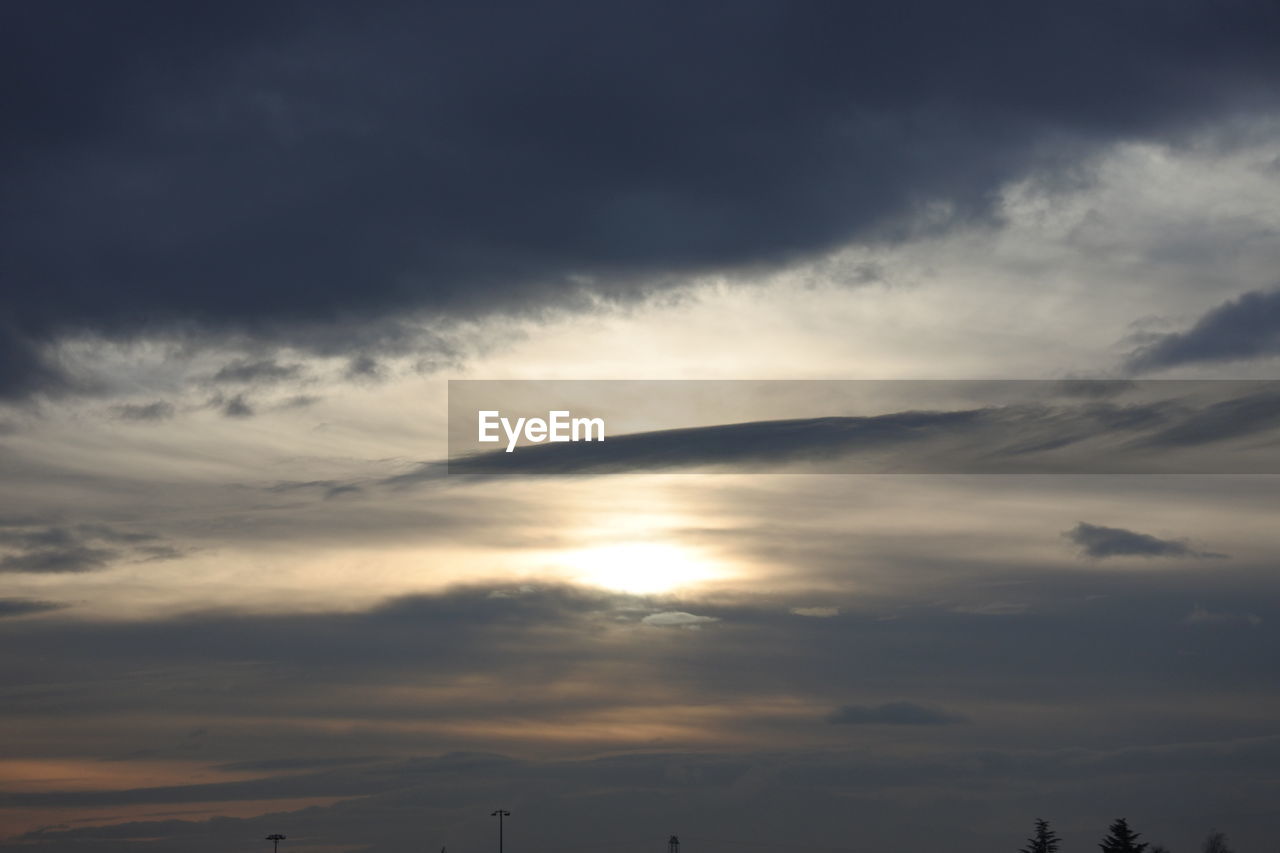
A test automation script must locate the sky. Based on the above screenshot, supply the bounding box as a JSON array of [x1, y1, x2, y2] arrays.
[[3, 2, 1280, 851]]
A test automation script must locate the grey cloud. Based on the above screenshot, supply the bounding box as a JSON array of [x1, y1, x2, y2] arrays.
[[72, 524, 160, 544], [221, 394, 254, 418], [5, 571, 1275, 727], [0, 546, 116, 574], [345, 355, 382, 380], [826, 701, 968, 726], [277, 394, 321, 409], [265, 480, 365, 500], [950, 601, 1030, 616], [4, 2, 1280, 396], [1052, 379, 1138, 399], [0, 568, 1275, 853], [322, 484, 362, 500], [211, 358, 304, 385], [0, 583, 647, 687], [134, 545, 185, 562], [1131, 388, 1280, 448], [0, 524, 177, 574], [0, 479, 1275, 851], [1127, 289, 1280, 372], [1065, 522, 1225, 560], [111, 401, 176, 422], [0, 598, 68, 618], [0, 326, 77, 400], [0, 526, 80, 550]]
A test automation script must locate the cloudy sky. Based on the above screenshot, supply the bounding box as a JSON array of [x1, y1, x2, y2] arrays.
[[3, 2, 1280, 852]]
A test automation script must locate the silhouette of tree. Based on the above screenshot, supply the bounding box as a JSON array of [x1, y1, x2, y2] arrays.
[[1150, 845, 1171, 853], [1100, 818, 1149, 853], [1021, 818, 1061, 853], [1202, 831, 1233, 853]]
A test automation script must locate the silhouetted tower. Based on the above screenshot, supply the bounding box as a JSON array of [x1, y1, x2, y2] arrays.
[[491, 809, 511, 853], [669, 835, 680, 853], [266, 834, 286, 853]]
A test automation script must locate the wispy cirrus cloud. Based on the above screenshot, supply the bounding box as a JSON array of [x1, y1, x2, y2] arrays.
[[0, 598, 68, 618], [0, 523, 181, 574]]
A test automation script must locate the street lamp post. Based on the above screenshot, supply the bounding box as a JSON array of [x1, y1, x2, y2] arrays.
[[490, 809, 510, 853], [266, 834, 286, 853]]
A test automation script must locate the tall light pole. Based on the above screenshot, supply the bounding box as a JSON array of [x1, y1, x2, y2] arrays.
[[490, 809, 510, 853], [266, 834, 286, 853]]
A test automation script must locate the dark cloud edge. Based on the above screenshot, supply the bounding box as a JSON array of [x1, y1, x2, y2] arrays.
[[1125, 287, 1280, 373], [4, 3, 1280, 398]]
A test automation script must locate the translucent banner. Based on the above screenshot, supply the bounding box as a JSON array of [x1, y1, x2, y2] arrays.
[[446, 380, 1280, 475]]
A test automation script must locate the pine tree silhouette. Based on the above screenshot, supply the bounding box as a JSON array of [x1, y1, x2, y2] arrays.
[[1021, 818, 1061, 853], [1100, 818, 1149, 853]]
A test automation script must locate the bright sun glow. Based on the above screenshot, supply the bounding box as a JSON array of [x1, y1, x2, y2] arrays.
[[558, 542, 721, 595]]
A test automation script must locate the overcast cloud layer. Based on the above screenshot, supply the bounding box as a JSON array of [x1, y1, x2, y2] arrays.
[[3, 2, 1280, 852]]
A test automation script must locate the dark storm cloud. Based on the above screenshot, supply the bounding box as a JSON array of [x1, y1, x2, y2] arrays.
[[826, 701, 967, 726], [4, 1, 1280, 397], [0, 523, 177, 573], [0, 330, 75, 399], [1127, 289, 1280, 372], [1064, 522, 1224, 560]]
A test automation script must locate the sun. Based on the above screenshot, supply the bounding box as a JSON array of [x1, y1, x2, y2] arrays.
[[558, 542, 719, 595]]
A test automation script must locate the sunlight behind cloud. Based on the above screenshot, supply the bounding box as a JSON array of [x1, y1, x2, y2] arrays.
[[556, 541, 724, 595]]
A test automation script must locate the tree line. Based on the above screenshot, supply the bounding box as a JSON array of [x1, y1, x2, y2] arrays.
[[1021, 817, 1236, 853]]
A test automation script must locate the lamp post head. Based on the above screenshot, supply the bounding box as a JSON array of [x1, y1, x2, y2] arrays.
[[490, 809, 510, 817], [266, 834, 286, 841]]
